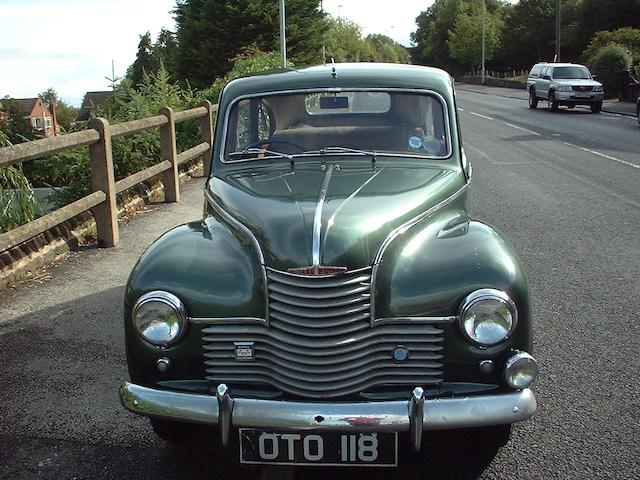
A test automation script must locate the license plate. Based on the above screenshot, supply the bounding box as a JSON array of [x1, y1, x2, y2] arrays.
[[239, 429, 398, 467], [575, 93, 591, 98]]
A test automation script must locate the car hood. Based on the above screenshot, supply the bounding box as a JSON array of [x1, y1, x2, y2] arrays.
[[207, 162, 466, 270], [554, 79, 602, 87]]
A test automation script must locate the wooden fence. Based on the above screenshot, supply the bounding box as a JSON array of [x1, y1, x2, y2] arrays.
[[0, 101, 217, 254]]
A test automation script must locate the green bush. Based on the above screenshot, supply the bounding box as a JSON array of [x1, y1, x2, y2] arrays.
[[582, 28, 640, 66], [590, 43, 633, 97]]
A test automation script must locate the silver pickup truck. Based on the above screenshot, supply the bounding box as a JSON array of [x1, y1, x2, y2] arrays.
[[527, 62, 604, 113]]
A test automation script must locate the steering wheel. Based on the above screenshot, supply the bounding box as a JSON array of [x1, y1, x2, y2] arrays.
[[245, 138, 305, 152]]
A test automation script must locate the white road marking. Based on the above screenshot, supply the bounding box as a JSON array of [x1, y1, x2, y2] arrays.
[[503, 122, 541, 136], [563, 142, 639, 169], [469, 111, 494, 120], [457, 108, 465, 112], [466, 106, 638, 170], [493, 161, 539, 165]]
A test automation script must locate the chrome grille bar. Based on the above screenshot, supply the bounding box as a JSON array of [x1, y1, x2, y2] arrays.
[[201, 267, 445, 398]]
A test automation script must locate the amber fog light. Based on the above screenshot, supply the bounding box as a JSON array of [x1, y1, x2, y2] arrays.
[[132, 291, 187, 347], [504, 352, 538, 389]]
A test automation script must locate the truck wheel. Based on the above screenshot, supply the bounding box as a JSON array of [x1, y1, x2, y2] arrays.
[[547, 90, 558, 111], [150, 418, 200, 443], [528, 88, 538, 109], [591, 101, 602, 113]]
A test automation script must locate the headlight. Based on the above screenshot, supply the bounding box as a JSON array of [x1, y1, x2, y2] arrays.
[[504, 351, 538, 389], [557, 85, 571, 92], [132, 291, 188, 346], [459, 289, 517, 346], [594, 85, 603, 92]]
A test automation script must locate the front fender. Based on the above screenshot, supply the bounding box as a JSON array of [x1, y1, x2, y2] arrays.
[[374, 213, 532, 384], [124, 217, 265, 387]]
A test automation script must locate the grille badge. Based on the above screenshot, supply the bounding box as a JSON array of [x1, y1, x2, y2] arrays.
[[234, 342, 254, 361], [288, 265, 347, 276], [393, 346, 410, 363]]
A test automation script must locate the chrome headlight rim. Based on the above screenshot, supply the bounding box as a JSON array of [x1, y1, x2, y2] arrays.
[[458, 288, 518, 347], [132, 290, 188, 347]]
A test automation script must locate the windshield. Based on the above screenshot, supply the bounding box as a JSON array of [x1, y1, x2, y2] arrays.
[[223, 90, 449, 161], [552, 66, 591, 80]]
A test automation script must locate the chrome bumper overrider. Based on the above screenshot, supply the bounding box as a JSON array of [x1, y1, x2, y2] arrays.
[[119, 382, 536, 451]]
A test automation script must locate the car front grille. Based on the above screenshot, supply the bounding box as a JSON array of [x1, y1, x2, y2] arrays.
[[201, 267, 444, 399], [572, 85, 594, 92]]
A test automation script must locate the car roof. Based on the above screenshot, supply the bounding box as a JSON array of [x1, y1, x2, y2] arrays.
[[533, 62, 586, 68], [221, 63, 454, 100]]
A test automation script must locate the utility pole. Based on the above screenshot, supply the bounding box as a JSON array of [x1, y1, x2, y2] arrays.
[[279, 0, 287, 68], [481, 0, 486, 84], [321, 0, 325, 63], [555, 0, 561, 62]]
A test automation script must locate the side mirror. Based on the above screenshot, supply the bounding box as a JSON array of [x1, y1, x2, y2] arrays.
[[591, 74, 597, 79]]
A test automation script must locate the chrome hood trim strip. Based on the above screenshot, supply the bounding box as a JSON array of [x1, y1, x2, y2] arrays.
[[205, 187, 265, 265], [312, 164, 336, 269]]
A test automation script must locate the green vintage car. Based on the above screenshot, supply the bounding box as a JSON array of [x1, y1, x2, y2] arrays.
[[120, 63, 538, 468]]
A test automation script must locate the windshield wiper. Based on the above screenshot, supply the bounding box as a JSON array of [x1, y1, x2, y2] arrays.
[[303, 146, 378, 164], [228, 148, 293, 162]]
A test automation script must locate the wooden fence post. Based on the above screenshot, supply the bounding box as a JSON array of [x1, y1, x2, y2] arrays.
[[88, 117, 119, 247], [159, 106, 179, 202], [200, 100, 214, 175]]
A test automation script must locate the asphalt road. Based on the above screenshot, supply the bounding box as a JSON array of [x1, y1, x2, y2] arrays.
[[1, 87, 639, 479]]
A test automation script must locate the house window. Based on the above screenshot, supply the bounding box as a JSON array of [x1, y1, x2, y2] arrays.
[[31, 117, 37, 128], [34, 117, 43, 129], [45, 117, 52, 128]]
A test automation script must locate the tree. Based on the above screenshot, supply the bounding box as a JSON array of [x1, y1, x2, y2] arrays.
[[324, 16, 370, 62], [365, 34, 411, 64], [127, 32, 159, 87], [447, 2, 502, 72], [173, 0, 326, 89], [411, 0, 505, 72], [576, 0, 640, 53], [497, 0, 555, 70]]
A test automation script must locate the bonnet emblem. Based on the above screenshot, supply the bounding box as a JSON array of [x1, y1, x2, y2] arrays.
[[288, 266, 347, 276]]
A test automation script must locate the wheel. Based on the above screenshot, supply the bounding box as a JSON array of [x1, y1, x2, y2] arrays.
[[246, 138, 305, 152], [150, 418, 201, 443], [547, 90, 558, 111], [590, 101, 602, 113], [528, 88, 538, 109]]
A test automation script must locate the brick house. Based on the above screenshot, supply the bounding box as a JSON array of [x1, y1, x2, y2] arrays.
[[3, 97, 59, 137]]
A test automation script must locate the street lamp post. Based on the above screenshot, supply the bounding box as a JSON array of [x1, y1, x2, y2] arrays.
[[481, 0, 486, 84], [279, 0, 287, 67], [555, 0, 561, 62]]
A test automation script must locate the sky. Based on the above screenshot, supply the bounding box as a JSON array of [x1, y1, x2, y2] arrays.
[[0, 0, 436, 107]]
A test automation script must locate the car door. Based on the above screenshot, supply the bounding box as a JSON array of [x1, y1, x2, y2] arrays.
[[539, 66, 551, 99]]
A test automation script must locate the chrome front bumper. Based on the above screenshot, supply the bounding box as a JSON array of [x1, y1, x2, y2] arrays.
[[120, 382, 536, 451]]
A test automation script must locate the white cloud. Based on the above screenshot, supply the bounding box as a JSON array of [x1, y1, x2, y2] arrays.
[[0, 0, 176, 106]]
